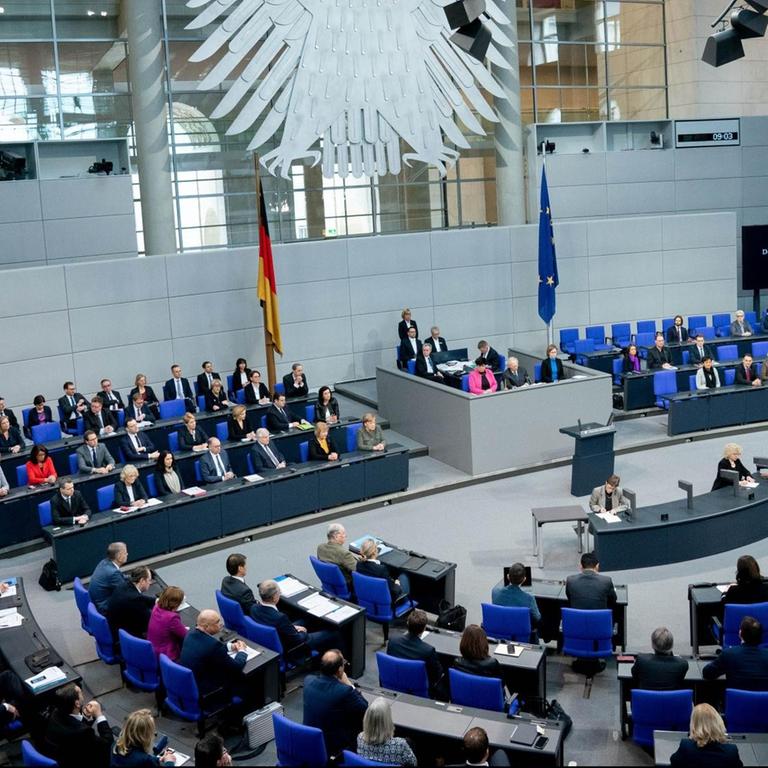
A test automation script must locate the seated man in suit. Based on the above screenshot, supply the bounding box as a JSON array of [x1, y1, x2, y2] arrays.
[[730, 309, 754, 337], [415, 343, 445, 382], [424, 326, 448, 354], [0, 397, 19, 430], [666, 314, 689, 344], [501, 356, 530, 389], [589, 474, 628, 514], [398, 326, 421, 368], [97, 378, 125, 413], [476, 340, 501, 371], [282, 362, 309, 398], [180, 609, 249, 704], [244, 369, 271, 404], [387, 608, 447, 698], [197, 361, 221, 397], [58, 381, 88, 429], [77, 430, 116, 475], [703, 616, 768, 690], [127, 392, 155, 425], [647, 333, 674, 370], [83, 397, 117, 437], [736, 353, 762, 387], [120, 418, 160, 463], [317, 522, 359, 589], [220, 552, 257, 616], [266, 392, 299, 432], [491, 562, 540, 637], [162, 364, 197, 412], [631, 626, 689, 690], [689, 334, 714, 367], [44, 684, 113, 768], [303, 650, 368, 757], [106, 565, 155, 639], [200, 437, 235, 483], [566, 552, 617, 610], [462, 727, 511, 768], [253, 580, 340, 657], [50, 477, 90, 526], [250, 428, 287, 470], [88, 541, 128, 613]]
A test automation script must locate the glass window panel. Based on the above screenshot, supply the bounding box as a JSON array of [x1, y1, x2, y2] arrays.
[[459, 181, 492, 225], [601, 2, 664, 46], [532, 1, 599, 44], [553, 43, 596, 87], [0, 96, 61, 140], [0, 43, 56, 96], [604, 87, 666, 121], [607, 45, 665, 88], [0, 1, 53, 40], [56, 42, 128, 94], [54, 0, 121, 39], [163, 0, 222, 40], [516, 7, 532, 40], [61, 94, 132, 142], [518, 43, 533, 86]]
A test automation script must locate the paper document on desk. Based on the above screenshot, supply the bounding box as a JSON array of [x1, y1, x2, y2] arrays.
[[243, 474, 263, 483], [494, 643, 524, 657], [177, 601, 191, 611], [743, 480, 759, 489], [1, 585, 17, 598], [306, 597, 338, 617], [228, 645, 261, 661], [298, 592, 326, 610], [182, 487, 206, 497], [165, 749, 190, 766], [275, 577, 308, 597], [0, 609, 22, 628], [717, 584, 733, 594], [325, 605, 358, 623], [595, 511, 622, 524], [25, 666, 66, 691], [144, 497, 162, 507]]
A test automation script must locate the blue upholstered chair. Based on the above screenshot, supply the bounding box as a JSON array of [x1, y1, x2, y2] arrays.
[[725, 688, 768, 733], [215, 589, 247, 636], [481, 603, 532, 643], [376, 651, 429, 698], [87, 603, 120, 664], [309, 556, 351, 600], [273, 712, 328, 767], [630, 689, 692, 749], [352, 572, 415, 641]]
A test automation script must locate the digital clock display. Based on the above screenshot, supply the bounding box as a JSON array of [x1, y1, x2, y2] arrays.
[[675, 119, 740, 148], [678, 132, 738, 143]]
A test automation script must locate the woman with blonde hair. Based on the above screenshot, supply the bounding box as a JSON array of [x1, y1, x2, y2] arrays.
[[112, 708, 176, 766], [669, 703, 742, 767], [114, 464, 148, 508], [712, 443, 753, 491], [356, 697, 416, 766], [227, 404, 256, 441]]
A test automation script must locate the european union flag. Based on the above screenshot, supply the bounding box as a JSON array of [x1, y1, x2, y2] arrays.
[[537, 166, 558, 325]]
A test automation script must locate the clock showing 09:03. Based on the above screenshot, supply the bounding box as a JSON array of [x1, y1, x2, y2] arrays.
[[675, 118, 740, 148]]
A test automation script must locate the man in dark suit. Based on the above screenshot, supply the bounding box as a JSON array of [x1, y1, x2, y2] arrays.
[[220, 552, 257, 615], [647, 334, 674, 370], [387, 609, 446, 698], [97, 379, 125, 413], [88, 541, 128, 613], [200, 437, 235, 483], [44, 684, 113, 768], [501, 356, 530, 389], [244, 370, 270, 404], [127, 393, 155, 425], [631, 627, 689, 690], [106, 566, 155, 639], [415, 343, 445, 382], [666, 316, 689, 344], [120, 419, 160, 463], [266, 393, 299, 432], [252, 580, 339, 657], [250, 429, 287, 470], [0, 397, 19, 430], [162, 364, 197, 412], [398, 327, 421, 367], [688, 334, 714, 367], [477, 340, 501, 371], [76, 431, 116, 475], [50, 478, 90, 526], [282, 363, 309, 398], [736, 353, 762, 387], [703, 616, 768, 690], [58, 381, 87, 429], [566, 552, 617, 610], [197, 361, 221, 397], [303, 650, 368, 756], [83, 397, 117, 437], [424, 326, 448, 354]]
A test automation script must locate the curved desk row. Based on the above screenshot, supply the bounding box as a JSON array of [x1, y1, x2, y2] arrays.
[[589, 484, 768, 571], [45, 445, 410, 582], [666, 384, 768, 435]]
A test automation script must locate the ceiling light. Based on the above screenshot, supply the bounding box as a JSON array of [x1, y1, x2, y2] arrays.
[[100, 10, 108, 16], [86, 9, 95, 16], [0, 7, 5, 14]]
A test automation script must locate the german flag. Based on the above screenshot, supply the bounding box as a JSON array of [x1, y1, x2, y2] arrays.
[[257, 179, 282, 354]]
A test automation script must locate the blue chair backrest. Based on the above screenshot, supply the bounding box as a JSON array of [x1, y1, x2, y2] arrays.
[[448, 668, 504, 712], [713, 312, 731, 330], [561, 608, 613, 658], [631, 689, 692, 748], [341, 751, 386, 767], [194, 461, 202, 482], [661, 317, 674, 332], [653, 370, 678, 398], [305, 405, 314, 422], [197, 395, 206, 411], [275, 382, 285, 396], [119, 629, 160, 691], [309, 556, 351, 600], [635, 332, 655, 353], [746, 311, 758, 327], [21, 740, 57, 767], [725, 368, 736, 386], [481, 603, 531, 642], [145, 474, 157, 498], [273, 713, 328, 767], [699, 326, 716, 340], [574, 338, 595, 355], [753, 341, 768, 359], [346, 423, 362, 452], [534, 363, 542, 382], [688, 374, 697, 392], [215, 589, 247, 636], [352, 572, 394, 621], [299, 442, 309, 462], [168, 431, 179, 453], [406, 359, 416, 374], [612, 357, 623, 385], [461, 374, 470, 392], [497, 354, 506, 371], [159, 654, 201, 721], [260, 415, 267, 428], [97, 484, 115, 512], [718, 344, 738, 362], [376, 651, 429, 698], [688, 315, 706, 333], [16, 465, 28, 487], [87, 603, 120, 664], [236, 390, 246, 405], [243, 616, 283, 656], [611, 323, 631, 344], [117, 410, 125, 427], [216, 422, 229, 442], [38, 501, 52, 528], [73, 576, 91, 633], [226, 375, 234, 395], [681, 350, 690, 365], [585, 325, 606, 344], [725, 688, 768, 733], [31, 422, 61, 444], [159, 400, 186, 420], [636, 320, 656, 335], [723, 602, 768, 647], [246, 453, 255, 475], [559, 328, 579, 353], [68, 453, 78, 475]]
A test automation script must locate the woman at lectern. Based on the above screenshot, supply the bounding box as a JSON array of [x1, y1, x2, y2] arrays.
[[711, 443, 754, 491]]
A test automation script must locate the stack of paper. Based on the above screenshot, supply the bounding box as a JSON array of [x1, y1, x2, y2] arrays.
[[326, 605, 358, 623], [298, 593, 338, 617], [166, 749, 190, 766], [25, 666, 66, 691], [595, 511, 622, 524], [243, 474, 263, 483], [275, 577, 308, 597], [145, 498, 163, 507], [182, 487, 206, 497], [1, 584, 17, 598], [495, 643, 523, 657], [0, 608, 23, 628], [228, 644, 261, 661]]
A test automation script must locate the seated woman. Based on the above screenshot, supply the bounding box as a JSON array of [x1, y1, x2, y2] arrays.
[[205, 378, 231, 412], [178, 412, 208, 452], [244, 369, 271, 404], [712, 442, 753, 491], [129, 373, 160, 419], [670, 703, 742, 767], [114, 464, 148, 508], [227, 404, 256, 440], [25, 444, 57, 486], [468, 359, 498, 395], [26, 395, 53, 434], [357, 412, 386, 452], [540, 344, 565, 383], [308, 421, 340, 462], [696, 357, 721, 390], [111, 708, 176, 767], [231, 357, 251, 396], [454, 624, 504, 681], [153, 450, 185, 497], [622, 343, 642, 374], [356, 539, 409, 602], [722, 554, 768, 605], [356, 697, 417, 767], [0, 416, 24, 455], [314, 386, 340, 423], [147, 585, 188, 662]]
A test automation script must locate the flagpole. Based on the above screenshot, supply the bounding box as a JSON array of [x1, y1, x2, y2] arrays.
[[254, 153, 278, 392]]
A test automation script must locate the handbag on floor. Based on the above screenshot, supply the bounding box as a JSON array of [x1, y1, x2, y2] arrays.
[[436, 600, 466, 631], [38, 559, 61, 592]]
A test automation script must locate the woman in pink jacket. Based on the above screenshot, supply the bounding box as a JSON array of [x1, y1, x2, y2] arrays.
[[468, 358, 498, 395], [147, 585, 188, 661]]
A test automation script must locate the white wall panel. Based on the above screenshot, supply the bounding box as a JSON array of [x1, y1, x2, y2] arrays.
[[44, 215, 137, 260], [169, 289, 261, 336], [0, 265, 67, 319], [166, 247, 259, 297], [347, 232, 431, 276], [0, 181, 41, 224], [279, 279, 351, 323], [349, 271, 432, 315], [0, 311, 71, 362], [432, 264, 512, 305], [0, 222, 47, 266], [65, 256, 169, 308], [430, 227, 512, 269], [274, 240, 348, 285]]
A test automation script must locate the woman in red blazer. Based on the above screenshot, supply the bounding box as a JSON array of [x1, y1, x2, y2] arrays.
[[25, 444, 57, 486], [468, 359, 498, 395], [147, 586, 188, 661]]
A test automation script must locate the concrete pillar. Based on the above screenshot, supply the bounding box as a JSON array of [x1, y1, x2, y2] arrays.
[[125, 0, 176, 255]]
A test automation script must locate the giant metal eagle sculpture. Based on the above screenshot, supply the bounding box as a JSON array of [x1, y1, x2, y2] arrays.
[[186, 0, 513, 178]]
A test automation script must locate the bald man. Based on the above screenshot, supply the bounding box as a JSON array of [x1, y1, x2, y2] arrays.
[[199, 437, 235, 484]]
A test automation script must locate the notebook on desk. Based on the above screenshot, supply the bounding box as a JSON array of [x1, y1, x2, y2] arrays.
[[508, 721, 539, 746], [402, 556, 428, 571], [380, 550, 409, 569]]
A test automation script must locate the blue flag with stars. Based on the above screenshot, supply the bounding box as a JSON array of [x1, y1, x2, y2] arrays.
[[537, 166, 558, 324]]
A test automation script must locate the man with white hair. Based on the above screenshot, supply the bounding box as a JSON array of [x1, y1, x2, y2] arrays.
[[501, 356, 530, 389], [250, 428, 287, 470], [316, 522, 359, 587], [631, 626, 689, 690]]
